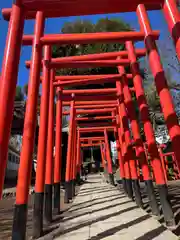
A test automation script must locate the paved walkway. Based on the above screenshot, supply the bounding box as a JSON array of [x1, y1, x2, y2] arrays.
[[41, 174, 178, 240]]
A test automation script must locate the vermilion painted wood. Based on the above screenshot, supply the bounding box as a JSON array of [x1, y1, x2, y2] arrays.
[[45, 69, 54, 185], [45, 74, 133, 82], [61, 95, 117, 102], [25, 49, 146, 68], [163, 0, 180, 62], [81, 143, 101, 147], [80, 137, 105, 141], [100, 143, 106, 169], [63, 108, 116, 115], [118, 59, 151, 181], [158, 147, 168, 183], [65, 100, 75, 182], [0, 4, 25, 198], [1, 0, 179, 236], [53, 77, 123, 88], [79, 126, 115, 132], [53, 75, 132, 87], [36, 46, 51, 192], [76, 130, 81, 173], [3, 0, 163, 20], [104, 129, 113, 174], [137, 4, 180, 176], [116, 80, 138, 180], [21, 31, 159, 46], [54, 87, 63, 183], [126, 41, 167, 185], [117, 103, 131, 180], [49, 59, 130, 68], [78, 122, 116, 128], [54, 79, 136, 89], [63, 100, 117, 106], [16, 11, 45, 204], [114, 111, 125, 179], [76, 116, 115, 121], [62, 88, 117, 95], [72, 120, 77, 180], [74, 104, 118, 109]]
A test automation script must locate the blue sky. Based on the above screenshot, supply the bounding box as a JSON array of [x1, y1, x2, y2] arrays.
[[0, 0, 176, 87]]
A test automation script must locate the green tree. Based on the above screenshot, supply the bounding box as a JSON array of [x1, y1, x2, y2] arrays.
[[23, 83, 28, 97], [52, 18, 132, 80], [138, 41, 180, 134], [15, 86, 24, 101]]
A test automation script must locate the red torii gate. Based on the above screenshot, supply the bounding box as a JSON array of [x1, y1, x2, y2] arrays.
[[80, 137, 105, 142], [0, 0, 179, 239], [80, 139, 106, 181], [40, 45, 160, 224], [25, 48, 147, 68]]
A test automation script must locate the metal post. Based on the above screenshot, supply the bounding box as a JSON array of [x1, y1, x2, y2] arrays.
[[163, 0, 180, 61], [44, 69, 55, 224], [12, 11, 45, 240], [0, 3, 25, 198], [54, 86, 63, 214]]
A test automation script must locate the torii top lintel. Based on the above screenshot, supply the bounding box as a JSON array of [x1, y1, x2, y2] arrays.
[[4, 0, 164, 20]]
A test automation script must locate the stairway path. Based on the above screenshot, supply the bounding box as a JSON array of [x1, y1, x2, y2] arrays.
[[41, 174, 178, 240]]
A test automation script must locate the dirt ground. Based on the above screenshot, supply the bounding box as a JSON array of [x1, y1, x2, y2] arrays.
[[0, 186, 80, 240]]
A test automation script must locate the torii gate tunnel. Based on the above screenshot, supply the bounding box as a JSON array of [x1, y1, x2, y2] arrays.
[[0, 0, 180, 239]]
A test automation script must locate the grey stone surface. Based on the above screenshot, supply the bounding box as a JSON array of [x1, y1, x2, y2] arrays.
[[54, 174, 178, 240]]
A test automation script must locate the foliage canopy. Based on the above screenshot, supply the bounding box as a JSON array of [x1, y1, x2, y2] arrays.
[[52, 18, 132, 81]]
